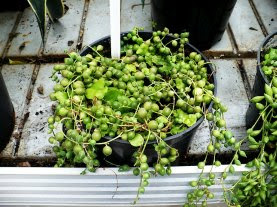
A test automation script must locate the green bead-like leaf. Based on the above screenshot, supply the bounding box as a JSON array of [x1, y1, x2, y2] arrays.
[[85, 79, 108, 100], [125, 64, 136, 73], [260, 190, 266, 201], [246, 161, 253, 168], [170, 125, 186, 135], [235, 159, 241, 166], [239, 150, 247, 158], [129, 134, 144, 147], [250, 129, 261, 137], [249, 144, 260, 150], [272, 130, 277, 136], [265, 84, 273, 97], [248, 136, 258, 144], [244, 185, 253, 192], [118, 164, 131, 172], [47, 0, 64, 21], [229, 165, 235, 173], [136, 43, 149, 55], [175, 78, 185, 90], [264, 93, 274, 104], [55, 91, 68, 104], [184, 114, 197, 127], [256, 103, 265, 110], [174, 109, 197, 127], [273, 77, 277, 87], [251, 96, 264, 103]]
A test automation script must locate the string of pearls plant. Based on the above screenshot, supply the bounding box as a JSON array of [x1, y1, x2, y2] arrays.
[[47, 27, 276, 206]]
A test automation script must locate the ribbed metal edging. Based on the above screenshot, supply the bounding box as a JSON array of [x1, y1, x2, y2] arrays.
[[0, 165, 248, 206]]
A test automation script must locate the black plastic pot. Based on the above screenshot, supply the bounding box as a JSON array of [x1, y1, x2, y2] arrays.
[[0, 72, 15, 153], [0, 0, 29, 12], [151, 0, 237, 50], [80, 31, 216, 165], [246, 32, 277, 128]]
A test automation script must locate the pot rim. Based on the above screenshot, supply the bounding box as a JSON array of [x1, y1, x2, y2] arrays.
[[80, 31, 217, 145]]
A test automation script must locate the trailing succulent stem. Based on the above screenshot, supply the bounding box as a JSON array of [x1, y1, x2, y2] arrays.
[[222, 48, 277, 207], [185, 48, 277, 207]]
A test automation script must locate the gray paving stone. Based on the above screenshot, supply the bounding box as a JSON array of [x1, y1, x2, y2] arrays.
[[243, 59, 257, 91], [188, 121, 211, 155], [212, 59, 249, 128], [0, 138, 16, 158], [7, 8, 42, 57], [82, 0, 110, 47], [0, 64, 35, 158], [43, 0, 85, 55], [2, 65, 35, 125], [17, 64, 56, 158], [83, 0, 152, 49], [188, 125, 248, 155], [252, 0, 277, 34], [207, 31, 233, 53], [217, 126, 248, 153], [229, 0, 265, 52], [0, 12, 19, 58], [121, 0, 152, 32]]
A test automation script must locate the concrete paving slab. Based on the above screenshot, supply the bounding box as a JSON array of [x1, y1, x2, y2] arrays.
[[188, 125, 248, 156], [7, 8, 42, 57], [120, 0, 152, 32], [82, 0, 110, 47], [206, 31, 233, 53], [243, 59, 257, 91], [188, 121, 211, 155], [252, 0, 277, 34], [17, 64, 56, 158], [0, 138, 16, 159], [229, 0, 265, 52], [0, 64, 35, 158], [211, 59, 249, 128], [218, 126, 248, 153], [0, 12, 19, 58], [43, 0, 85, 55]]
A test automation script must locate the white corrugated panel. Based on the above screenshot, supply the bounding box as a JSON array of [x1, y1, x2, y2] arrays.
[[0, 165, 248, 206]]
